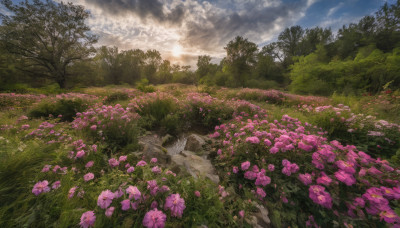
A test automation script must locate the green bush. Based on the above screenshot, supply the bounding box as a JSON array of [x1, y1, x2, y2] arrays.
[[28, 99, 87, 121], [136, 78, 156, 93], [104, 92, 129, 104]]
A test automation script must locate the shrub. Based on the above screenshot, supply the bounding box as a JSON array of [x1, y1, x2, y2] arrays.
[[212, 113, 400, 227], [28, 98, 87, 121], [104, 92, 129, 104]]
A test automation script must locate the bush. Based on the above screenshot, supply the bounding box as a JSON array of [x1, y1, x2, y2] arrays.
[[28, 98, 87, 121], [245, 79, 279, 90], [136, 79, 156, 93], [104, 92, 129, 104]]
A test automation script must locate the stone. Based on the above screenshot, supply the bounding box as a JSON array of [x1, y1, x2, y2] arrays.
[[171, 151, 219, 184], [138, 135, 171, 165], [254, 204, 270, 226], [184, 134, 206, 152]]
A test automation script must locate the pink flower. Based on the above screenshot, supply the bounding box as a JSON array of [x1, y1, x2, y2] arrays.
[[245, 136, 260, 144], [76, 150, 85, 158], [127, 166, 135, 173], [108, 158, 119, 167], [335, 170, 356, 186], [136, 160, 147, 166], [84, 173, 94, 182], [299, 173, 312, 185], [92, 144, 97, 152], [264, 139, 272, 146], [379, 209, 400, 224], [194, 191, 201, 197], [119, 155, 127, 162], [152, 166, 162, 174], [309, 185, 332, 209], [150, 158, 158, 163], [97, 190, 114, 209], [80, 211, 96, 228], [52, 181, 61, 189], [255, 173, 271, 186], [256, 187, 266, 198], [233, 166, 238, 173], [147, 180, 159, 196], [268, 164, 275, 172], [239, 210, 245, 218], [90, 125, 97, 131], [164, 193, 186, 218], [241, 161, 250, 171], [126, 186, 141, 201], [142, 209, 166, 228], [85, 161, 94, 168], [105, 207, 115, 218], [68, 186, 77, 199], [32, 180, 50, 196], [316, 172, 332, 186], [41, 165, 51, 172], [244, 171, 257, 180], [121, 199, 131, 211], [335, 160, 355, 174]]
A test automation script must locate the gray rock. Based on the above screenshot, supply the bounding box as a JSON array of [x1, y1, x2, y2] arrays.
[[171, 151, 219, 184], [184, 134, 206, 152], [254, 204, 270, 226], [138, 135, 171, 165]]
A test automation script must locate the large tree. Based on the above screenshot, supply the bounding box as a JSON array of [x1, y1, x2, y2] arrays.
[[224, 36, 258, 86], [0, 0, 97, 88]]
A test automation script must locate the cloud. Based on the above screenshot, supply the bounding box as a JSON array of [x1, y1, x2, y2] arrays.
[[84, 0, 185, 25], [327, 2, 344, 17], [63, 0, 318, 66]]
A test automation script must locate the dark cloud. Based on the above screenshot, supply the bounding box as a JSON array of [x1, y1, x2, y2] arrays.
[[182, 0, 307, 51], [85, 0, 185, 25]]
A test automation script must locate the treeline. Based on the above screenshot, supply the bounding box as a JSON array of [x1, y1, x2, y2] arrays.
[[0, 0, 399, 95]]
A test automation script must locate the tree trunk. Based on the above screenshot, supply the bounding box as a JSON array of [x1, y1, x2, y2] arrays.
[[56, 73, 66, 89]]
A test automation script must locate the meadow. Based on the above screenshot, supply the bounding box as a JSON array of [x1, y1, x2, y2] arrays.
[[0, 84, 399, 228]]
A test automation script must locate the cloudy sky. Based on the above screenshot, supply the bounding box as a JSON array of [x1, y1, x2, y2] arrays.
[[5, 0, 395, 67]]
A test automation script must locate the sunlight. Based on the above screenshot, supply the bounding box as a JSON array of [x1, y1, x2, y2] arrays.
[[172, 44, 182, 57]]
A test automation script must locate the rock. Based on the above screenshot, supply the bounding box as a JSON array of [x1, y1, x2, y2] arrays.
[[184, 134, 206, 152], [245, 216, 263, 228], [254, 204, 270, 227], [161, 134, 174, 146], [171, 151, 219, 184], [138, 135, 171, 165]]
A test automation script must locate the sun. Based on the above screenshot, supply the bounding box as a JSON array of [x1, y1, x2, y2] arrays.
[[172, 45, 182, 57]]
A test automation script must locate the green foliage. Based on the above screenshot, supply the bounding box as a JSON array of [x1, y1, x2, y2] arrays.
[[136, 78, 156, 93], [104, 92, 129, 104], [28, 99, 87, 121]]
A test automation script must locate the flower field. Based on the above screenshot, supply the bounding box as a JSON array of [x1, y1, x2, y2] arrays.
[[0, 85, 399, 227]]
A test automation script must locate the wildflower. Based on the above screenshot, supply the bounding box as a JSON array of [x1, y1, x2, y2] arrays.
[[255, 173, 271, 186], [32, 180, 50, 196], [119, 155, 127, 162], [299, 173, 312, 185], [245, 136, 260, 144], [233, 166, 239, 173], [244, 171, 257, 180], [256, 187, 266, 198], [127, 166, 135, 173], [84, 173, 94, 182], [108, 158, 119, 167], [241, 161, 250, 170], [164, 193, 186, 218], [239, 210, 245, 218], [335, 170, 356, 186], [136, 160, 147, 166], [121, 199, 131, 211], [105, 207, 115, 218], [152, 166, 162, 174], [97, 190, 114, 209], [268, 164, 275, 172], [68, 186, 77, 199], [150, 158, 157, 163], [195, 191, 201, 197], [126, 186, 141, 200], [85, 161, 94, 168], [80, 211, 96, 228], [76, 150, 85, 158], [41, 165, 51, 172], [316, 172, 332, 186], [90, 125, 97, 131], [309, 185, 332, 209], [142, 209, 166, 228], [52, 181, 61, 189], [147, 180, 159, 196]]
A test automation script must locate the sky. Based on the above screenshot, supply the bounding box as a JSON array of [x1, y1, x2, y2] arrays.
[[3, 0, 396, 67]]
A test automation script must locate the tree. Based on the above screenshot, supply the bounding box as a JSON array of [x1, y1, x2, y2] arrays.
[[0, 0, 97, 88], [224, 36, 258, 86], [96, 46, 122, 84], [143, 50, 162, 84], [278, 26, 304, 62]]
